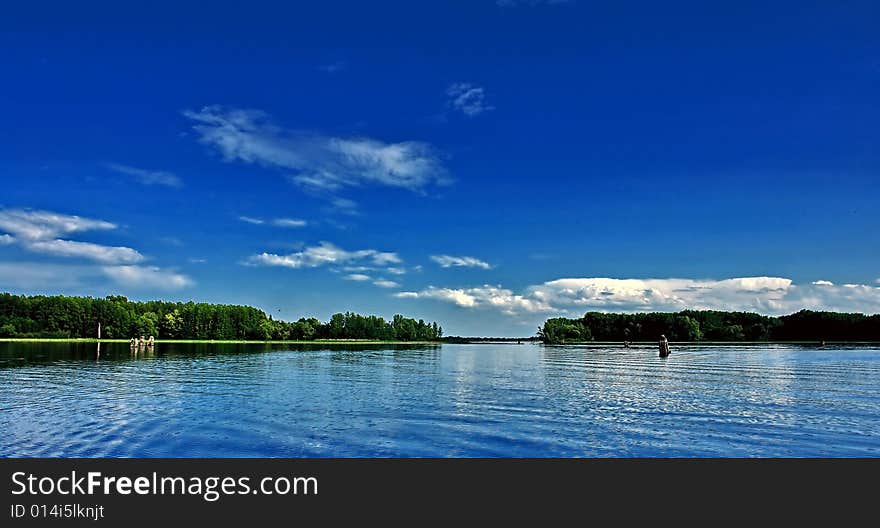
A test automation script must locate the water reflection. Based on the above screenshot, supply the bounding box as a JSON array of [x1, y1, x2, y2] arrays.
[[1, 342, 878, 457]]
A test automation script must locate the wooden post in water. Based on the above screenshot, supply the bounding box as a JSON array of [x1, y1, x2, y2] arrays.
[[97, 322, 101, 340]]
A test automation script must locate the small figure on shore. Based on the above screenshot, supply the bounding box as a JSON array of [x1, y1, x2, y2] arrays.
[[658, 335, 671, 358], [623, 341, 631, 348], [139, 335, 146, 347], [130, 337, 137, 348], [147, 335, 155, 346]]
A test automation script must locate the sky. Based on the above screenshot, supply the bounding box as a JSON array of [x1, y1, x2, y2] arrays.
[[1, 1, 879, 336]]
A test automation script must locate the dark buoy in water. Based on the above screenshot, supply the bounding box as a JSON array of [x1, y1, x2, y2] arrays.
[[658, 335, 671, 358]]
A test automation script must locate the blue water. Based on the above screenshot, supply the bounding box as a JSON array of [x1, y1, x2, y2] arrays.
[[1, 342, 878, 457]]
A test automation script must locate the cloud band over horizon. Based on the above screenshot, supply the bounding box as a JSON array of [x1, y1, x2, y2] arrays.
[[395, 276, 880, 317]]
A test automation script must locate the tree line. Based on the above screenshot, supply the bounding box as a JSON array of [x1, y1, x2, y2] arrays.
[[539, 310, 880, 344], [0, 293, 442, 341]]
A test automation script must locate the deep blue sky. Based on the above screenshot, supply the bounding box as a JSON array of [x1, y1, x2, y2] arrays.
[[2, 1, 879, 335]]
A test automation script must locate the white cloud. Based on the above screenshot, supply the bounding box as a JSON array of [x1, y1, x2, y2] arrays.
[[430, 254, 492, 269], [344, 273, 371, 281], [446, 83, 494, 116], [245, 241, 401, 270], [527, 277, 795, 313], [101, 266, 194, 290], [328, 197, 359, 215], [373, 279, 400, 288], [0, 208, 193, 290], [0, 208, 116, 241], [812, 280, 834, 286], [26, 239, 144, 264], [0, 208, 142, 264], [371, 252, 403, 266], [0, 234, 14, 245], [395, 285, 551, 315], [397, 276, 880, 317], [106, 163, 182, 187], [239, 216, 307, 228], [340, 265, 407, 277], [273, 218, 307, 228], [0, 262, 192, 291], [184, 106, 450, 194], [342, 266, 372, 272]]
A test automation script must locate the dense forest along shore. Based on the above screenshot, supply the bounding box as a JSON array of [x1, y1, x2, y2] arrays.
[[539, 310, 880, 344], [0, 293, 442, 342]]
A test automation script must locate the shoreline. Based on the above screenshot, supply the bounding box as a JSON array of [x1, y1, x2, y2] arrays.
[[544, 340, 880, 345], [1, 338, 879, 345], [0, 338, 442, 345]]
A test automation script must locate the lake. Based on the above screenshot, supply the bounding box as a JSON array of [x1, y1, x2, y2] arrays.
[[1, 342, 878, 457]]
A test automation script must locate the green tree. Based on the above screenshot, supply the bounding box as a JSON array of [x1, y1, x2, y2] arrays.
[[162, 310, 183, 339]]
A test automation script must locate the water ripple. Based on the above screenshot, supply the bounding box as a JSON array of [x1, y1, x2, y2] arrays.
[[1, 342, 879, 457]]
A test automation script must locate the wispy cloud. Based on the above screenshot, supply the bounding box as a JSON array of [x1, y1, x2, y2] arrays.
[[101, 265, 194, 290], [446, 83, 494, 117], [396, 276, 880, 316], [0, 208, 116, 241], [0, 208, 141, 264], [239, 216, 307, 228], [318, 61, 347, 74], [26, 239, 144, 264], [339, 271, 401, 288], [341, 273, 401, 288], [106, 163, 182, 188], [0, 208, 193, 290], [430, 254, 492, 269], [0, 261, 192, 291], [245, 241, 401, 270], [184, 106, 451, 197], [159, 236, 183, 247], [328, 197, 359, 215], [496, 0, 571, 7], [273, 218, 308, 228], [0, 234, 14, 245], [341, 265, 408, 277]]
